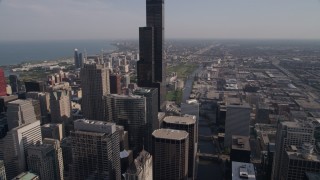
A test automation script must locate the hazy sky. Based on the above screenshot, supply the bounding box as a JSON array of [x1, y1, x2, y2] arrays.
[[0, 0, 320, 41]]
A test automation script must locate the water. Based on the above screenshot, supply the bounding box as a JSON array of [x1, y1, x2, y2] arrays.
[[0, 40, 116, 66], [182, 67, 223, 179]]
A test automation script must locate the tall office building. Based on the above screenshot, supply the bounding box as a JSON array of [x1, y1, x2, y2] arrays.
[[81, 64, 110, 120], [137, 0, 166, 110], [70, 119, 121, 180], [152, 129, 189, 180], [109, 74, 121, 94], [74, 50, 84, 69], [26, 92, 50, 124], [272, 121, 315, 180], [163, 116, 197, 179], [74, 49, 79, 68], [2, 121, 42, 179], [27, 138, 64, 180], [0, 160, 6, 180], [0, 69, 6, 96], [133, 88, 158, 152], [280, 143, 320, 180], [60, 137, 72, 178], [224, 104, 251, 147], [103, 94, 146, 156], [6, 99, 38, 131], [9, 75, 19, 94], [50, 90, 72, 124]]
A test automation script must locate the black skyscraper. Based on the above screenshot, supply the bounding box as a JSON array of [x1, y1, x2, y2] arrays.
[[9, 75, 19, 93], [137, 0, 166, 110]]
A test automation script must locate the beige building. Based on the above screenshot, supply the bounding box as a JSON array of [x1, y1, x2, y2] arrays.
[[50, 90, 72, 124]]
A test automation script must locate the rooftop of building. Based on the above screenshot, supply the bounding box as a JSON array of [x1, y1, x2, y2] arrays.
[[286, 145, 320, 162], [152, 129, 188, 140], [295, 99, 320, 110], [232, 136, 251, 151], [74, 119, 116, 134], [75, 119, 115, 127], [42, 123, 62, 128], [13, 172, 39, 180], [8, 99, 31, 105], [232, 161, 256, 180], [163, 116, 196, 125], [281, 120, 314, 129], [107, 93, 144, 99], [133, 88, 156, 94]]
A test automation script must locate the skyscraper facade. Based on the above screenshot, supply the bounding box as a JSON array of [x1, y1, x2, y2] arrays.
[[2, 121, 42, 179], [80, 64, 110, 120], [163, 116, 197, 179], [27, 139, 64, 180], [152, 129, 189, 180], [70, 119, 121, 180], [0, 69, 6, 96], [103, 94, 146, 156], [137, 0, 166, 110], [133, 88, 158, 153]]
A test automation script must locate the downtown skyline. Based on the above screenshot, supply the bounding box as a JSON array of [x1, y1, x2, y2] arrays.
[[0, 0, 320, 41]]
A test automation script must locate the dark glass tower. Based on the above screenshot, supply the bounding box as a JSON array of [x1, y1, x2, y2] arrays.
[[137, 0, 166, 110]]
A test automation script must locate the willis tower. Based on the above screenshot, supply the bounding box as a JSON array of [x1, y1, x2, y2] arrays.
[[137, 0, 166, 110]]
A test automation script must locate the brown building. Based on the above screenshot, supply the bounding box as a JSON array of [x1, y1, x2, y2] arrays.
[[152, 129, 189, 180], [80, 64, 110, 120]]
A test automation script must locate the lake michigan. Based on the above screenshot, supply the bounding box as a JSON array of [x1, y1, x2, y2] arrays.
[[0, 40, 116, 66]]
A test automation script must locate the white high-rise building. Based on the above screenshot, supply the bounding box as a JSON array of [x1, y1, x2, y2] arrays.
[[2, 121, 42, 179], [6, 99, 37, 131]]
